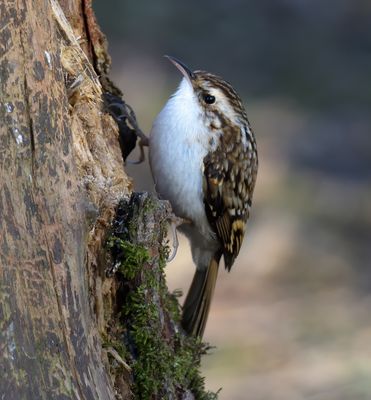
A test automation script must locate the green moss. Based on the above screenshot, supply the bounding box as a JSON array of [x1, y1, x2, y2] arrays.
[[106, 195, 219, 399], [125, 284, 218, 399], [107, 237, 149, 280], [113, 239, 217, 399]]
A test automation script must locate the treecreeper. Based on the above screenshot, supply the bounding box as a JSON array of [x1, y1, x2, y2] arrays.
[[149, 56, 258, 338]]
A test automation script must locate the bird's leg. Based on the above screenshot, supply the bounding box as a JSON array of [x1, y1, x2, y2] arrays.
[[166, 215, 191, 262], [122, 101, 149, 164], [104, 94, 149, 164], [167, 220, 179, 263]]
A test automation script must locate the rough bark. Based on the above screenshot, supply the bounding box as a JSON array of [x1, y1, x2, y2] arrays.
[[0, 0, 128, 398]]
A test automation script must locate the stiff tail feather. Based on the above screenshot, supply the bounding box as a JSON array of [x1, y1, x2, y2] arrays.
[[181, 252, 222, 337]]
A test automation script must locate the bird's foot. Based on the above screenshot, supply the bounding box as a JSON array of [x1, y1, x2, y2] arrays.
[[166, 215, 190, 262], [104, 94, 149, 164]]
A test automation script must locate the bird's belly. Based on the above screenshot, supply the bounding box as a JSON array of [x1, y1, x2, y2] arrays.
[[150, 134, 209, 234]]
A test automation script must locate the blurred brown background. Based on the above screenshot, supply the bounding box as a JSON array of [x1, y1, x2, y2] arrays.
[[94, 1, 371, 398]]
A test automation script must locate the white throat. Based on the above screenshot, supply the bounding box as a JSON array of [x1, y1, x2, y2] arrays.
[[149, 77, 215, 238]]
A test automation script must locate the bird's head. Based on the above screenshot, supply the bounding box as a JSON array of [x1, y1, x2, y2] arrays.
[[165, 55, 247, 130]]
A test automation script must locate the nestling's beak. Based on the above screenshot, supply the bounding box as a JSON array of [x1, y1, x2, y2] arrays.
[[164, 55, 195, 84]]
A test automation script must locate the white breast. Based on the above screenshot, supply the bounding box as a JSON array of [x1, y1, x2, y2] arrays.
[[149, 78, 213, 238]]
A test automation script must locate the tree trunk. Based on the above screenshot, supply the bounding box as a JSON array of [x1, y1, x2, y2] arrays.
[[0, 0, 129, 398], [0, 1, 215, 399]]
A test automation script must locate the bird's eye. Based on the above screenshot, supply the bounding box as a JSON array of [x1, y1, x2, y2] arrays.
[[203, 94, 215, 104]]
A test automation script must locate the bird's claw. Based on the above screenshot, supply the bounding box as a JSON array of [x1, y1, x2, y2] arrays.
[[126, 138, 146, 165], [166, 215, 190, 263], [167, 220, 179, 262], [105, 97, 149, 164]]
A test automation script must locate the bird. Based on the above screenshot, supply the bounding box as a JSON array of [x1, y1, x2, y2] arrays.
[[149, 56, 258, 338]]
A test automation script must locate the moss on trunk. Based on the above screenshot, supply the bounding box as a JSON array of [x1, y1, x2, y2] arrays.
[[106, 193, 218, 400]]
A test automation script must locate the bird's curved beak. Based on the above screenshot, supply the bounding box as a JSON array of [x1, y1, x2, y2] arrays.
[[164, 55, 195, 84]]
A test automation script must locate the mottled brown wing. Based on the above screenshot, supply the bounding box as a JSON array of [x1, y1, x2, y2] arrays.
[[203, 124, 258, 271]]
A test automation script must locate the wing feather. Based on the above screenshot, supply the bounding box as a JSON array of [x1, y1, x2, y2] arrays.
[[203, 123, 258, 270]]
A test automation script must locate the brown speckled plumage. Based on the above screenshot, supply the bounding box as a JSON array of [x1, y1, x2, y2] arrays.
[[195, 72, 258, 271]]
